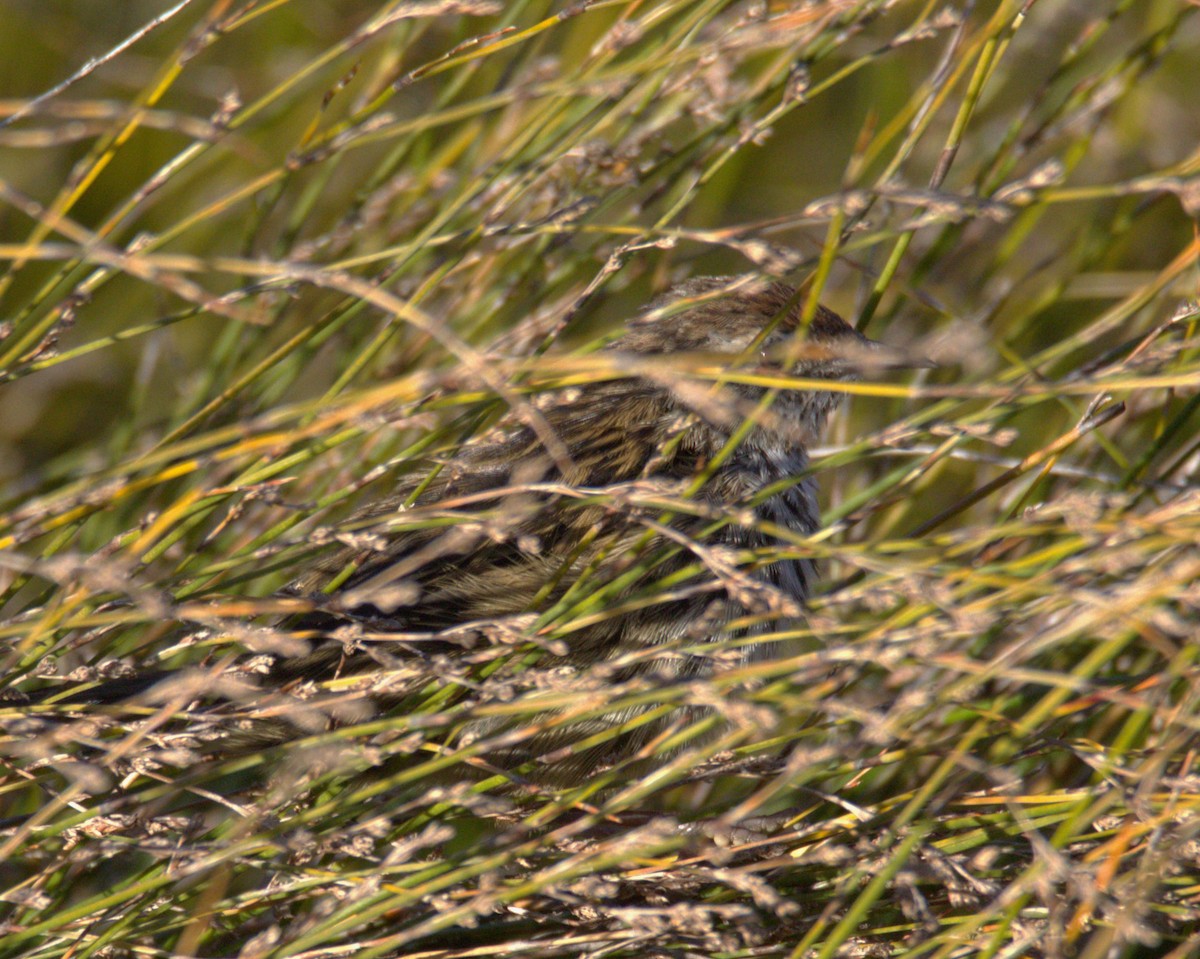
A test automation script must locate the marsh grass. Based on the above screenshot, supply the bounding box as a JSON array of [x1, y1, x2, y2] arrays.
[[1, 1, 1199, 956]]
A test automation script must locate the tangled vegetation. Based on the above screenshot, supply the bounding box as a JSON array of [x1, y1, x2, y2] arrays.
[[1, 1, 1198, 956]]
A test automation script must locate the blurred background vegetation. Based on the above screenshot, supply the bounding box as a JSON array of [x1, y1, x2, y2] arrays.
[[1, 1, 1199, 957]]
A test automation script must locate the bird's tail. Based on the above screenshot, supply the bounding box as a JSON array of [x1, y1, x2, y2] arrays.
[[17, 671, 179, 706]]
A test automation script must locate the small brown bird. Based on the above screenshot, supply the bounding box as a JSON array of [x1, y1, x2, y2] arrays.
[[37, 276, 909, 783]]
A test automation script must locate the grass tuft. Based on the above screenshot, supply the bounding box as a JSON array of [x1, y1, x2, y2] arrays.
[[2, 1, 1199, 956]]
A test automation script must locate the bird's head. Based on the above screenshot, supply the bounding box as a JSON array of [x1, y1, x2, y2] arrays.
[[612, 275, 921, 444]]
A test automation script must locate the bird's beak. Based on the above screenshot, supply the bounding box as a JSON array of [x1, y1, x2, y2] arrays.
[[855, 337, 937, 372]]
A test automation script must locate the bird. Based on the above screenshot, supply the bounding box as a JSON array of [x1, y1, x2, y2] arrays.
[[25, 275, 912, 785]]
